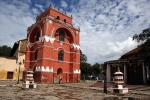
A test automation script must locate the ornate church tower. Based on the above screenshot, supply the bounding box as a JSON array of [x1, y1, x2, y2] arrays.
[[24, 7, 80, 83]]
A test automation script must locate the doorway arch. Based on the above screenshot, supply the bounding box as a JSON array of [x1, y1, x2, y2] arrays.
[[57, 68, 63, 75]]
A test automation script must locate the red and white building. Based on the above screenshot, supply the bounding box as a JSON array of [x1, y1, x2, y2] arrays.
[[24, 7, 80, 83]]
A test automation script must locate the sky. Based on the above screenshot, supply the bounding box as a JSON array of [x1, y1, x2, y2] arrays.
[[0, 0, 150, 64]]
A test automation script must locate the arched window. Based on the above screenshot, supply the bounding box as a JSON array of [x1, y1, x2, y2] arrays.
[[30, 27, 40, 43], [56, 16, 60, 20], [58, 50, 64, 61], [36, 32, 40, 41], [59, 30, 65, 42], [64, 19, 66, 23], [34, 32, 40, 41]]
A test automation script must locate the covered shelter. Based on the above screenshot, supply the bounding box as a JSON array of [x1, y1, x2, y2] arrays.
[[105, 47, 150, 84]]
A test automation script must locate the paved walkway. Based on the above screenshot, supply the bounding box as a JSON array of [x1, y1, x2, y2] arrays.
[[0, 80, 17, 86], [0, 82, 106, 100], [0, 80, 150, 100]]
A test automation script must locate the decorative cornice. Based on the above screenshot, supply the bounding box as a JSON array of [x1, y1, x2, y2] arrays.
[[36, 16, 79, 31], [26, 58, 80, 64], [28, 37, 80, 50], [26, 45, 80, 54], [35, 66, 80, 74], [37, 58, 80, 64]]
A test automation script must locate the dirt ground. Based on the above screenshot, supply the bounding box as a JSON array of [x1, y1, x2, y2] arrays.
[[0, 82, 105, 100], [0, 80, 150, 100]]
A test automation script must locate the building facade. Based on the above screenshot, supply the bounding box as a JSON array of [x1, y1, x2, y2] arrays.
[[0, 39, 27, 80], [105, 48, 150, 84], [25, 7, 80, 83]]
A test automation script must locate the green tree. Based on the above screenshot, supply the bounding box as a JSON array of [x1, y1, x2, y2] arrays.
[[80, 50, 87, 63], [133, 28, 150, 42], [92, 63, 100, 76], [0, 45, 12, 57], [133, 27, 150, 65], [91, 63, 104, 80], [80, 50, 92, 80], [80, 62, 92, 80]]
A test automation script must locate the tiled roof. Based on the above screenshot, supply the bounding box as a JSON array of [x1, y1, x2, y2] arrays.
[[120, 47, 141, 59]]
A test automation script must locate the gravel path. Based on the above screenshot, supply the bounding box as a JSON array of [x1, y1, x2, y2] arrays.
[[0, 81, 150, 100]]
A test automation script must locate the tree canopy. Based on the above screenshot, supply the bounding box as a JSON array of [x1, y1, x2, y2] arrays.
[[80, 50, 104, 80], [0, 45, 12, 57], [80, 50, 87, 63], [133, 27, 150, 65], [133, 28, 150, 42]]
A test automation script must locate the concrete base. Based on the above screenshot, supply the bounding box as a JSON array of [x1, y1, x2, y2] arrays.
[[22, 83, 37, 89], [113, 88, 128, 94]]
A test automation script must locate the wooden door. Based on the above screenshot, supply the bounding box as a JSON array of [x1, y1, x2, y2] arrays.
[[7, 72, 13, 79]]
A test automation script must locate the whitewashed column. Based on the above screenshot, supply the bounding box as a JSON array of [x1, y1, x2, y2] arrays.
[[142, 62, 146, 84], [146, 65, 149, 80], [124, 64, 127, 83], [106, 64, 111, 82]]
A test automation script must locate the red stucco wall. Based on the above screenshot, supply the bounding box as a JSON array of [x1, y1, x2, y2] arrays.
[[24, 7, 80, 83]]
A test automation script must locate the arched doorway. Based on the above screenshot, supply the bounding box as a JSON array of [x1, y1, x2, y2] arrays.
[[57, 68, 63, 75], [57, 68, 63, 84]]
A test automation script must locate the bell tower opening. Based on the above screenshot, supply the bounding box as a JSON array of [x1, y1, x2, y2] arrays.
[[29, 27, 40, 43]]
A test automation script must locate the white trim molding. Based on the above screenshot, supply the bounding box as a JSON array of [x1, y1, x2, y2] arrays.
[[27, 41, 40, 48], [26, 45, 80, 54], [72, 43, 80, 50], [35, 66, 53, 72], [76, 30, 79, 34], [73, 69, 80, 74], [47, 19, 53, 24], [39, 35, 55, 43]]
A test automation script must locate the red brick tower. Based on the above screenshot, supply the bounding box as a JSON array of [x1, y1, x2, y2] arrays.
[[24, 7, 80, 83]]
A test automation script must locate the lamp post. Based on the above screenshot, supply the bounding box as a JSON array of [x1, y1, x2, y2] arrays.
[[17, 62, 22, 84]]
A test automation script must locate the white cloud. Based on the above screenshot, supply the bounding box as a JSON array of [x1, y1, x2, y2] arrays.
[[0, 0, 35, 46], [0, 0, 150, 64], [61, 1, 68, 8], [71, 0, 150, 63]]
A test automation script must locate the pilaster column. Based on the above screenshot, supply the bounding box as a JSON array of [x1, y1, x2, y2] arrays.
[[124, 64, 127, 84], [146, 65, 149, 81], [106, 64, 111, 82], [142, 62, 146, 84], [43, 19, 48, 35]]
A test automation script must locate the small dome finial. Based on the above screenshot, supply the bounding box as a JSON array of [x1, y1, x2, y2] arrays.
[[117, 66, 120, 72]]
